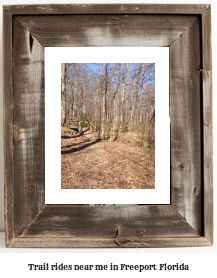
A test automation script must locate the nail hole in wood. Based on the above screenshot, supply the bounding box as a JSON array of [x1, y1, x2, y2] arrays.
[[29, 33, 33, 53]]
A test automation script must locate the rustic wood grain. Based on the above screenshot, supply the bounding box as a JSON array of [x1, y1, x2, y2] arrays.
[[20, 205, 198, 238], [3, 7, 14, 247], [170, 17, 202, 234], [201, 6, 213, 245], [16, 15, 197, 47], [8, 237, 212, 248], [202, 6, 212, 129], [203, 126, 213, 244], [4, 4, 207, 15], [13, 17, 45, 237]]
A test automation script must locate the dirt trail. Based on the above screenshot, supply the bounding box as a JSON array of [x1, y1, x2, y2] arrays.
[[61, 127, 155, 189]]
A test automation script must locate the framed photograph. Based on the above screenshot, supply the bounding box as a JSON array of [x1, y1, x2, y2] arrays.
[[45, 47, 170, 205], [4, 4, 213, 247]]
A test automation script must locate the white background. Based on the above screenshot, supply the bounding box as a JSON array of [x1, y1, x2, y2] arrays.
[[0, 0, 216, 277], [45, 47, 170, 204]]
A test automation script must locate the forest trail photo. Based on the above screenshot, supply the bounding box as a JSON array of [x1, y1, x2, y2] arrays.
[[61, 63, 155, 189]]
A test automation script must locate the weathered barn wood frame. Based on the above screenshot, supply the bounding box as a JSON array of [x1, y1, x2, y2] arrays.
[[3, 4, 212, 248]]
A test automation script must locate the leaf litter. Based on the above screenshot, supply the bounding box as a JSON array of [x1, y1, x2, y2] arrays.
[[61, 127, 155, 189]]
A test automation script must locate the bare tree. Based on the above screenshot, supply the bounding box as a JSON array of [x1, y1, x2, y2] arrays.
[[61, 62, 155, 144], [61, 63, 66, 126]]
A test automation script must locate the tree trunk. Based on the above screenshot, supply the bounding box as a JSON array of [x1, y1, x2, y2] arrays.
[[120, 63, 125, 137], [129, 64, 142, 134], [61, 63, 66, 126]]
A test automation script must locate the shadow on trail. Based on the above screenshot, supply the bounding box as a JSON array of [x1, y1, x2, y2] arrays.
[[61, 139, 102, 154], [61, 138, 91, 149], [61, 134, 81, 139]]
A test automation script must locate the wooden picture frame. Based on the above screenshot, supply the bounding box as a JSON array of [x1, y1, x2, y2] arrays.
[[3, 4, 213, 248]]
